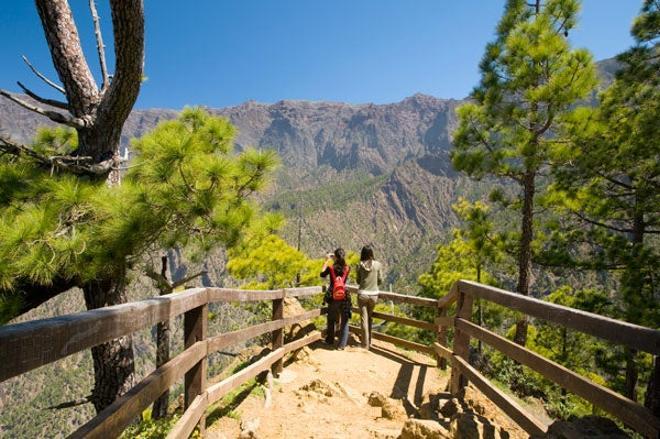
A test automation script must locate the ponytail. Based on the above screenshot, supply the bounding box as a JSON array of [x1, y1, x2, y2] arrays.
[[333, 247, 346, 276]]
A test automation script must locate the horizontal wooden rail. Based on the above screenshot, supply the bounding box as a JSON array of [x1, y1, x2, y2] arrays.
[[350, 307, 436, 331], [458, 280, 660, 355], [207, 287, 284, 303], [285, 286, 323, 298], [456, 318, 660, 438], [208, 308, 325, 354], [378, 291, 438, 308], [167, 392, 207, 439], [437, 285, 458, 309], [69, 341, 207, 439], [348, 325, 435, 356], [434, 316, 454, 328], [452, 355, 548, 437], [432, 342, 453, 361], [0, 288, 208, 382], [206, 332, 321, 405], [345, 286, 437, 307]]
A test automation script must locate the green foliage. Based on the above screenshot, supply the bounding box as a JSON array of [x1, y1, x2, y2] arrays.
[[226, 215, 324, 289], [451, 0, 598, 345], [0, 108, 277, 322], [452, 0, 597, 182], [120, 410, 199, 439], [419, 198, 500, 299], [546, 0, 659, 332]]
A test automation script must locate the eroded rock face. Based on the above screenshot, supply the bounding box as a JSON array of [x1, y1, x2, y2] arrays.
[[547, 416, 630, 439]]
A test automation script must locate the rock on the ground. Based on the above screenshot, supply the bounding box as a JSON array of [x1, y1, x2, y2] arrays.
[[399, 419, 452, 439], [438, 398, 463, 419], [239, 417, 260, 438], [298, 379, 339, 397], [367, 391, 407, 421], [283, 297, 316, 341], [547, 416, 630, 438], [382, 399, 408, 421], [368, 391, 389, 407], [449, 412, 510, 439], [419, 392, 451, 421]]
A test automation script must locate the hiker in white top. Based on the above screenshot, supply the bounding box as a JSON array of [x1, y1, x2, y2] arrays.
[[356, 245, 383, 350]]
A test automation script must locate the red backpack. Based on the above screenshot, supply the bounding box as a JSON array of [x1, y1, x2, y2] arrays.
[[328, 265, 350, 301]]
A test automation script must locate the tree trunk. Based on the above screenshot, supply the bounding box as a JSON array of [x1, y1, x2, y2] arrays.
[[645, 355, 660, 418], [622, 210, 645, 401], [82, 276, 135, 413], [152, 256, 171, 419], [514, 171, 535, 346], [35, 0, 144, 175]]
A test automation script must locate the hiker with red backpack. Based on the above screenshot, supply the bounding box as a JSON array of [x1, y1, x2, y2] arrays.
[[321, 248, 351, 350]]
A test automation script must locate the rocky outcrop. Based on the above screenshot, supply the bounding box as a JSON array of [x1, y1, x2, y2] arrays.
[[412, 385, 528, 439]]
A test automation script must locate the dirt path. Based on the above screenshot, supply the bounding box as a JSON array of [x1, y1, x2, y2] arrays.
[[206, 335, 448, 438]]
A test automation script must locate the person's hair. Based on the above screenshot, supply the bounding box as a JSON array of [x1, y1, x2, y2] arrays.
[[360, 245, 374, 262], [333, 247, 346, 275]]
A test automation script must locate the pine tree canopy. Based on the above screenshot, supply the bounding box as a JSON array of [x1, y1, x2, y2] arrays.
[[0, 108, 278, 322], [452, 0, 597, 181]]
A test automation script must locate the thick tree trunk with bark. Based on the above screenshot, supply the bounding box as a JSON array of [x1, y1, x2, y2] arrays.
[[514, 171, 535, 346], [83, 276, 135, 412]]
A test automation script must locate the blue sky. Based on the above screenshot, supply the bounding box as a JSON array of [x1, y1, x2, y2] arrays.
[[0, 1, 642, 109]]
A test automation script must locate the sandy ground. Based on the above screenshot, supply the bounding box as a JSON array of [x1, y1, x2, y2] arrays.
[[206, 334, 448, 439]]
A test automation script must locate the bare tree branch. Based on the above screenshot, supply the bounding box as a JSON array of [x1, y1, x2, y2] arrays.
[[572, 209, 634, 234], [21, 55, 65, 94], [171, 270, 207, 289], [0, 89, 85, 128], [89, 0, 110, 91], [16, 81, 69, 110], [145, 268, 172, 293], [0, 135, 115, 176]]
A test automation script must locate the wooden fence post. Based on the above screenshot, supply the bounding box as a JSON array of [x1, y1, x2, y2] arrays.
[[271, 289, 285, 376], [436, 306, 448, 370], [184, 302, 208, 434], [450, 287, 473, 394]]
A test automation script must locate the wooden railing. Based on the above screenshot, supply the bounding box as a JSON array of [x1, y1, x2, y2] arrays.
[[1, 281, 659, 438], [434, 280, 660, 438], [0, 285, 325, 438]]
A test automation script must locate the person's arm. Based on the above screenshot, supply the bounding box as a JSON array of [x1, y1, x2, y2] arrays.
[[356, 264, 362, 286], [320, 255, 333, 278]]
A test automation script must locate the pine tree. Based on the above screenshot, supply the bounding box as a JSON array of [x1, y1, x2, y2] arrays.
[[452, 0, 597, 346], [0, 0, 144, 411], [227, 214, 324, 290], [549, 0, 659, 403], [0, 108, 278, 411]]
